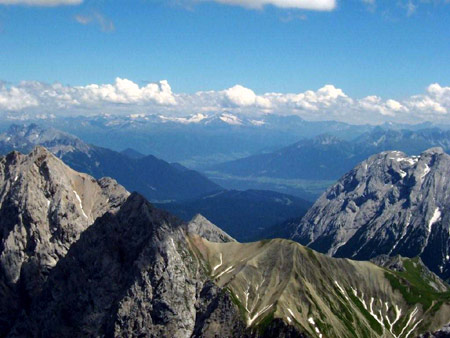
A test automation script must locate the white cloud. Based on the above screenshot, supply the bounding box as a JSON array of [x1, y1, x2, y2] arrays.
[[368, 0, 450, 16], [358, 96, 408, 116], [406, 1, 416, 15], [77, 78, 177, 106], [1, 79, 450, 124], [75, 12, 115, 32], [205, 0, 336, 10], [265, 84, 352, 112], [403, 83, 449, 115], [223, 85, 272, 108], [0, 0, 82, 6], [0, 83, 39, 110]]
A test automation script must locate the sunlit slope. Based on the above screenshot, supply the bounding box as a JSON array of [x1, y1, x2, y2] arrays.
[[189, 236, 450, 338]]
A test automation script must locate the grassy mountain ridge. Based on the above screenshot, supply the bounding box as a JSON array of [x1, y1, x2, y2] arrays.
[[189, 235, 450, 337]]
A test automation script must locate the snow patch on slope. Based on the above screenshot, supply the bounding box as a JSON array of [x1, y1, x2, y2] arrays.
[[428, 208, 441, 233], [220, 113, 242, 125], [73, 190, 88, 219]]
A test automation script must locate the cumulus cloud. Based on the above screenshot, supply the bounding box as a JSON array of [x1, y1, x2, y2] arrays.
[[264, 84, 352, 112], [0, 83, 39, 110], [75, 12, 115, 32], [0, 0, 82, 6], [406, 83, 448, 115], [223, 85, 272, 108], [358, 96, 408, 116], [1, 79, 450, 124], [0, 78, 176, 114], [78, 78, 176, 105], [205, 0, 336, 10]]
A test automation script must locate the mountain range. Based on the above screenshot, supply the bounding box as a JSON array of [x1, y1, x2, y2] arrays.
[[0, 124, 221, 202], [0, 113, 376, 168], [0, 147, 448, 337], [208, 127, 450, 199], [212, 127, 450, 181]]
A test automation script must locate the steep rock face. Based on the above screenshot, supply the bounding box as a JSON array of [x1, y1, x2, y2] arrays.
[[10, 193, 247, 338], [292, 148, 450, 279], [0, 147, 129, 335]]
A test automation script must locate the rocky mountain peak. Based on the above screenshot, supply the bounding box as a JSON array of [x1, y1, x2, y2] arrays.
[[291, 147, 450, 280], [8, 192, 247, 337], [422, 146, 445, 155], [0, 147, 129, 335], [185, 214, 236, 243]]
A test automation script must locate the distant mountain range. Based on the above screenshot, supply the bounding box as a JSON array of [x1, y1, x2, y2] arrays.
[[212, 127, 450, 180], [3, 115, 448, 201], [211, 134, 362, 180], [0, 124, 221, 202], [0, 124, 314, 236], [1, 148, 448, 337], [287, 147, 450, 281], [157, 189, 312, 242], [1, 113, 377, 168]]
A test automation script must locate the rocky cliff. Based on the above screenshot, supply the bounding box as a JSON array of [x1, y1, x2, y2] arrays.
[[0, 147, 129, 335], [292, 148, 450, 280]]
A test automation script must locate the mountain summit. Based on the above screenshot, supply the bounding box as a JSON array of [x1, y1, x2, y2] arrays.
[[0, 147, 129, 335], [291, 147, 450, 280]]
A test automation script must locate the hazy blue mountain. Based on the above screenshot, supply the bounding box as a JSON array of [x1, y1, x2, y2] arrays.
[[209, 127, 450, 198], [211, 134, 364, 180], [120, 147, 146, 159], [6, 113, 374, 168], [0, 124, 221, 202], [157, 189, 312, 242], [355, 126, 450, 155]]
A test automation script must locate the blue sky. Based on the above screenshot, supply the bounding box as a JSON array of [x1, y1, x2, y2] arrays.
[[0, 0, 449, 124], [0, 0, 448, 97]]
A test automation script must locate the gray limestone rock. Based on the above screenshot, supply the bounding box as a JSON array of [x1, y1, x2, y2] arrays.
[[9, 193, 246, 338], [185, 214, 236, 243], [0, 147, 129, 335], [292, 147, 450, 280]]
